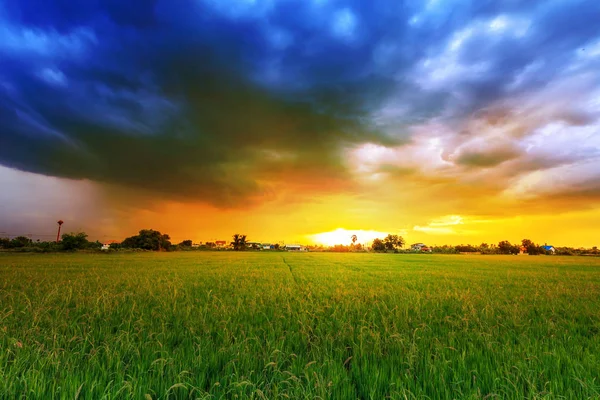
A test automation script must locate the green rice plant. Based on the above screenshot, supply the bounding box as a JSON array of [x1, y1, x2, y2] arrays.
[[0, 252, 599, 399]]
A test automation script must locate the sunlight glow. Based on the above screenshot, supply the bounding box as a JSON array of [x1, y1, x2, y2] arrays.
[[309, 228, 392, 246]]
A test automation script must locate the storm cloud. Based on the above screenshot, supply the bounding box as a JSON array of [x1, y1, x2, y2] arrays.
[[1, 0, 600, 207]]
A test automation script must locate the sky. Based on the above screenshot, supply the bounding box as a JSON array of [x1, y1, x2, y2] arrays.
[[1, 0, 600, 247]]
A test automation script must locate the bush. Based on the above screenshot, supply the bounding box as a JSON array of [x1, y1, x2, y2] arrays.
[[61, 232, 89, 251], [10, 236, 33, 248], [88, 240, 103, 250], [121, 229, 172, 251], [371, 238, 386, 252]]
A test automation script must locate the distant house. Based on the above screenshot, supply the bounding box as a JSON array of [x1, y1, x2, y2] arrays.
[[420, 246, 432, 252], [215, 240, 227, 248], [542, 245, 556, 254], [101, 240, 119, 250], [285, 244, 306, 251], [262, 243, 275, 250], [411, 243, 427, 251], [519, 246, 527, 255]]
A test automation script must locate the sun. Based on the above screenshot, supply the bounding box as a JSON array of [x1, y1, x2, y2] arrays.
[[309, 228, 390, 246]]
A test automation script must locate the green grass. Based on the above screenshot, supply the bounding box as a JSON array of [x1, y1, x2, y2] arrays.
[[1, 252, 600, 399]]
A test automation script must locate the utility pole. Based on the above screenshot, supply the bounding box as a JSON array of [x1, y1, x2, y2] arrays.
[[56, 220, 64, 243]]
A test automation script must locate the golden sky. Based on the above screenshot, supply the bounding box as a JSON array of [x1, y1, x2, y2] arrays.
[[2, 165, 599, 247]]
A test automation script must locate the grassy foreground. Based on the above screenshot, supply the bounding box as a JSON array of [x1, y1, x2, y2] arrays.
[[1, 252, 600, 399]]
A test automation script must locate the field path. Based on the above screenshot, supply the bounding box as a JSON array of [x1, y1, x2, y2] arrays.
[[281, 255, 300, 286]]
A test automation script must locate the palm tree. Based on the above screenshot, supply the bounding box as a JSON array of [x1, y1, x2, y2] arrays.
[[231, 234, 248, 251], [231, 234, 240, 250]]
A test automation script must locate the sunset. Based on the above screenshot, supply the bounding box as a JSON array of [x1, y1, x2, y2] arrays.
[[1, 0, 599, 246], [2, 1, 600, 398]]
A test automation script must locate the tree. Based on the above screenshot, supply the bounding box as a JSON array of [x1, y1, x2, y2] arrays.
[[121, 229, 172, 251], [351, 235, 358, 245], [384, 234, 405, 251], [61, 232, 89, 250], [522, 239, 540, 255], [479, 242, 493, 254], [455, 244, 478, 253], [231, 234, 248, 251], [34, 240, 61, 252], [178, 240, 193, 247], [371, 238, 386, 252], [0, 237, 11, 249], [498, 240, 518, 255], [521, 239, 534, 249], [330, 244, 351, 252], [10, 236, 32, 248], [88, 240, 103, 250]]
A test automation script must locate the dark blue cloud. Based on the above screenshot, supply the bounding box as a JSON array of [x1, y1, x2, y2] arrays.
[[1, 0, 599, 204]]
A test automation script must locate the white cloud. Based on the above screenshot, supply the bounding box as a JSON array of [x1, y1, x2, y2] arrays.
[[37, 67, 67, 87], [428, 215, 464, 226], [414, 215, 462, 234], [413, 225, 456, 234], [413, 215, 489, 235], [415, 57, 490, 91], [348, 135, 453, 178], [412, 14, 531, 91], [488, 14, 530, 37], [506, 60, 545, 91], [0, 25, 96, 58], [504, 158, 600, 199], [332, 8, 358, 40], [202, 0, 275, 19]]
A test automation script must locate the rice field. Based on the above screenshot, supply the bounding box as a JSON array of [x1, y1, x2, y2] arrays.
[[1, 252, 600, 399]]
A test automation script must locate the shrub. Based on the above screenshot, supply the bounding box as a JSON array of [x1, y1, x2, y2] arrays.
[[61, 232, 90, 251]]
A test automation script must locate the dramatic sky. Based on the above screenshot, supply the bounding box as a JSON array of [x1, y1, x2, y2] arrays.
[[1, 0, 600, 246]]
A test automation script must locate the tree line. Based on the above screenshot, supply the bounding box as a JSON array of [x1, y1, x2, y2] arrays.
[[405, 239, 597, 256], [314, 237, 599, 256], [2, 230, 598, 256], [0, 230, 177, 252], [0, 232, 101, 252], [0, 230, 269, 252]]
